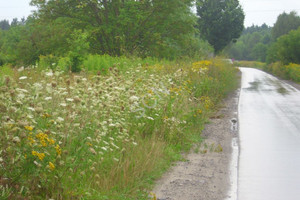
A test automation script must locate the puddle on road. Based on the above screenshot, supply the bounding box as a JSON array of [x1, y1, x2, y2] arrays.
[[276, 87, 289, 95], [245, 81, 261, 91]]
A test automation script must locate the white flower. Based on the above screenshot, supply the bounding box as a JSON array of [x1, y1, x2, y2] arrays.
[[0, 157, 3, 162], [16, 88, 28, 93], [60, 103, 67, 107], [28, 107, 35, 112], [129, 96, 139, 102], [45, 97, 52, 101], [109, 123, 116, 127], [57, 117, 64, 122], [66, 98, 74, 102], [113, 158, 119, 162], [132, 142, 138, 146], [101, 147, 107, 151], [19, 76, 28, 80], [45, 71, 54, 77], [18, 66, 24, 72], [13, 136, 20, 143], [147, 116, 154, 120]]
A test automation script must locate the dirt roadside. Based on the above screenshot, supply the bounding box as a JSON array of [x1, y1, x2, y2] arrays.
[[152, 87, 240, 200]]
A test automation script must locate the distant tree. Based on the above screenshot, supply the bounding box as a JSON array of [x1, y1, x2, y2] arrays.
[[10, 18, 20, 27], [196, 0, 245, 53], [251, 43, 267, 62], [267, 27, 300, 64], [225, 24, 272, 61], [272, 11, 300, 40], [0, 20, 10, 30]]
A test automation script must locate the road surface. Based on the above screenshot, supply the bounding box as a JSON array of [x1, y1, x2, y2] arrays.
[[238, 68, 300, 200]]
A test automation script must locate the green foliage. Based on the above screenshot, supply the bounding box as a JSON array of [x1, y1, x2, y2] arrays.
[[0, 20, 10, 30], [267, 27, 300, 64], [38, 55, 59, 70], [226, 24, 272, 61], [272, 11, 300, 40], [67, 30, 90, 72], [196, 0, 245, 53], [28, 0, 208, 60]]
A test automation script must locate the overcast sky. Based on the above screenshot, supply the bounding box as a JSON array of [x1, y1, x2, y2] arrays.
[[0, 0, 300, 27]]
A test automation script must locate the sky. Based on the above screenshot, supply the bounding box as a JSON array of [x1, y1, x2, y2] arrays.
[[0, 0, 300, 27]]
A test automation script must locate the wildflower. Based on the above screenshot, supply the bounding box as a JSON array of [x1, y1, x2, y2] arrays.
[[24, 126, 34, 131], [89, 148, 97, 155], [45, 97, 52, 101], [129, 95, 139, 102], [19, 76, 28, 80], [28, 136, 36, 146], [34, 160, 41, 167], [147, 116, 154, 120], [66, 98, 74, 102], [57, 117, 64, 122], [49, 162, 55, 170], [45, 71, 54, 77], [113, 158, 119, 162], [55, 144, 62, 155], [60, 103, 67, 107], [43, 113, 51, 118], [32, 151, 45, 161], [101, 147, 107, 151], [0, 157, 3, 162], [12, 136, 21, 143], [28, 107, 35, 112]]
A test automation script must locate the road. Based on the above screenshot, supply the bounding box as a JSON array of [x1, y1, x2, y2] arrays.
[[238, 68, 300, 200]]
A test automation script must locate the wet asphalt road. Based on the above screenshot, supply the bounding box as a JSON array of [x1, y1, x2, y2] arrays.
[[238, 68, 300, 200]]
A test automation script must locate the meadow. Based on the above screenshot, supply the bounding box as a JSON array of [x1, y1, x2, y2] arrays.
[[0, 56, 238, 199]]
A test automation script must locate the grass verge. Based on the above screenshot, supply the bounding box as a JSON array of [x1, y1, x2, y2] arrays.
[[0, 56, 238, 199]]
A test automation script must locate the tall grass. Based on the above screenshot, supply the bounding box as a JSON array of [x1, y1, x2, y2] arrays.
[[0, 57, 238, 199]]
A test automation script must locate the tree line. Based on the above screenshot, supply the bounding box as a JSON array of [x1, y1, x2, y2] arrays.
[[226, 11, 300, 64], [0, 0, 245, 68]]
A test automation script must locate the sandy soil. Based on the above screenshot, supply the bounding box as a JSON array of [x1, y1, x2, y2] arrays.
[[152, 87, 241, 200]]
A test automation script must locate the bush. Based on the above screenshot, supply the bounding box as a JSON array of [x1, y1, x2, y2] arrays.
[[38, 55, 59, 70]]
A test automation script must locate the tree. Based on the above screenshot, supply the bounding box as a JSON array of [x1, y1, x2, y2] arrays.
[[272, 11, 300, 40], [0, 20, 10, 30], [196, 0, 244, 53], [267, 27, 300, 64], [30, 0, 202, 59]]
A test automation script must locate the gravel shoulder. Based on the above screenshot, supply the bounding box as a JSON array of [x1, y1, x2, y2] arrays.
[[152, 87, 241, 200]]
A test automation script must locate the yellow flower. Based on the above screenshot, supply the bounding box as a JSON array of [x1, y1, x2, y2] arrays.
[[24, 126, 34, 131], [32, 150, 38, 156], [49, 162, 55, 170], [48, 139, 55, 145], [37, 153, 45, 161], [28, 136, 36, 146], [43, 113, 51, 118], [32, 151, 45, 161], [55, 144, 62, 156]]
